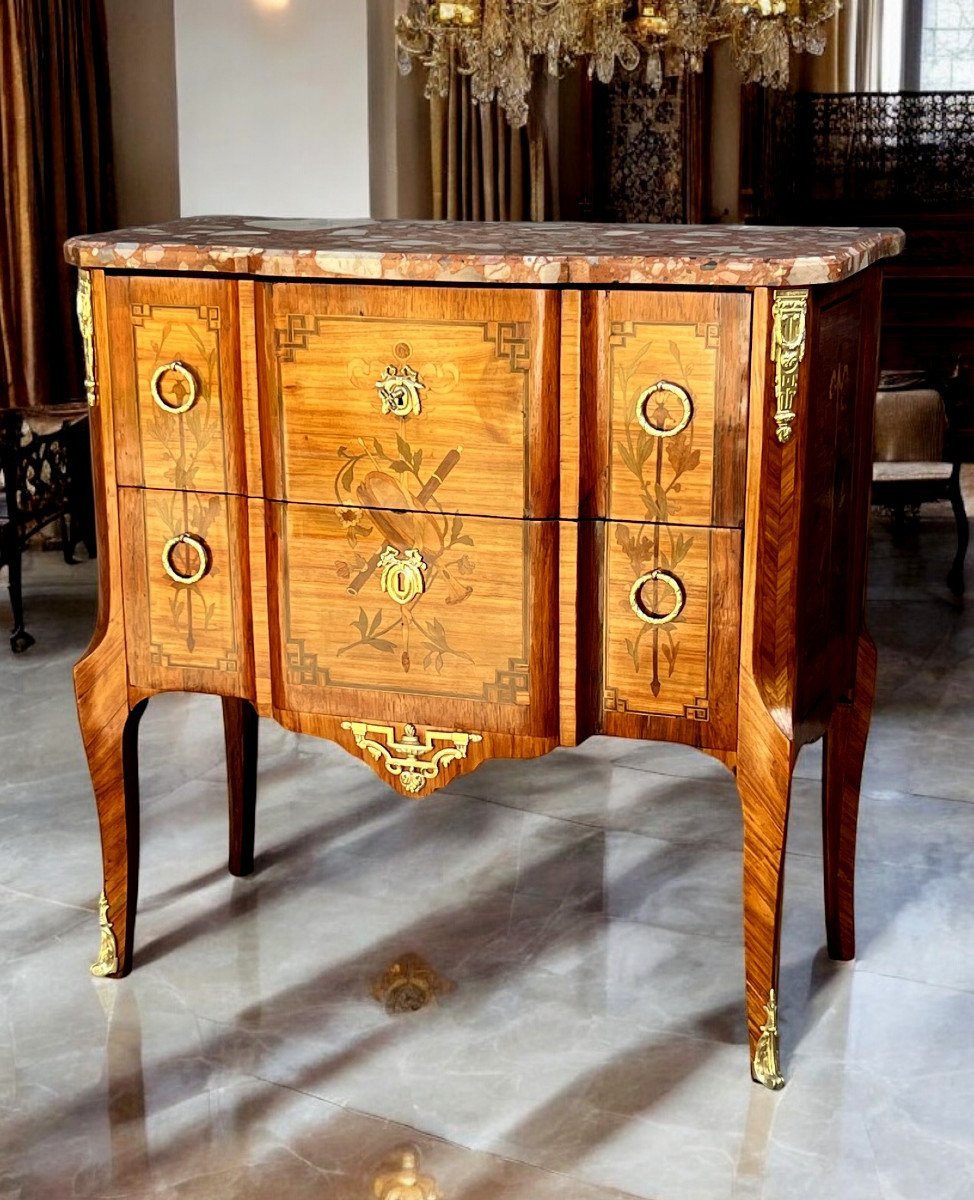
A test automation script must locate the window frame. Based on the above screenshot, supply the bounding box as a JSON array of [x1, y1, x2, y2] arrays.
[[902, 0, 974, 91]]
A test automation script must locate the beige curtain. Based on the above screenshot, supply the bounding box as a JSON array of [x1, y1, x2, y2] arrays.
[[794, 1, 882, 93], [793, 6, 856, 92], [0, 0, 115, 410], [429, 68, 551, 221], [853, 0, 884, 91]]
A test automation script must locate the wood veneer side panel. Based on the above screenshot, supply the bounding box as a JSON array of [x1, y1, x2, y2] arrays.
[[558, 519, 579, 746], [104, 274, 143, 491], [255, 282, 285, 502], [577, 517, 605, 743], [743, 286, 813, 738], [76, 270, 129, 696], [218, 281, 247, 497], [247, 499, 274, 715], [578, 290, 610, 519], [557, 290, 582, 745], [739, 287, 772, 691], [791, 269, 881, 739], [713, 293, 752, 527], [528, 288, 562, 518], [558, 290, 582, 519], [238, 279, 264, 499]]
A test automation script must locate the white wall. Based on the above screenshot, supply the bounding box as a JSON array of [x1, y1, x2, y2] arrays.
[[173, 0, 370, 218]]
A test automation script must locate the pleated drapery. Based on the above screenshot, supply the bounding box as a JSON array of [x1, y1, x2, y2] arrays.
[[0, 0, 115, 410], [428, 66, 551, 222]]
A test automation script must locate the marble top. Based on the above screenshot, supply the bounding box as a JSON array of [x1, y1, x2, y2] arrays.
[[65, 216, 904, 288]]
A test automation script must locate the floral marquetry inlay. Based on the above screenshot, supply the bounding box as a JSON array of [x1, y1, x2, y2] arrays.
[[609, 319, 719, 529], [270, 291, 537, 520], [140, 490, 239, 675], [604, 522, 713, 719], [129, 302, 227, 492]]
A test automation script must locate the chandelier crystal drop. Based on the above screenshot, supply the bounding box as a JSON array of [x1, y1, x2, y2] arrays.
[[396, 0, 840, 126]]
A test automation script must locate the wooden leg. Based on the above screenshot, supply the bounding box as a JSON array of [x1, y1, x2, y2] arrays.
[[222, 696, 258, 877], [736, 682, 796, 1090], [78, 697, 147, 978], [822, 631, 877, 961]]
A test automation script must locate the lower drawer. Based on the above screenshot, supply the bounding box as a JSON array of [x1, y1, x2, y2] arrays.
[[267, 501, 558, 738], [119, 487, 253, 697], [598, 519, 741, 750]]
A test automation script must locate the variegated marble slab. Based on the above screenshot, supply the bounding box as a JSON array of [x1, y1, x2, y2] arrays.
[[65, 216, 904, 287]]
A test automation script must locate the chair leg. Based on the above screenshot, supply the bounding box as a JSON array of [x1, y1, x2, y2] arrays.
[[222, 697, 258, 877], [947, 462, 968, 595], [6, 530, 33, 653]]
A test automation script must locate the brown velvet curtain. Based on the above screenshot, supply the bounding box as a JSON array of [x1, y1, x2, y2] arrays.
[[429, 68, 551, 221], [0, 0, 115, 411]]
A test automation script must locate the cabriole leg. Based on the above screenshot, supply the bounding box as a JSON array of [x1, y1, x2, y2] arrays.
[[822, 631, 877, 961], [222, 696, 258, 877], [79, 698, 147, 978], [736, 701, 795, 1090]]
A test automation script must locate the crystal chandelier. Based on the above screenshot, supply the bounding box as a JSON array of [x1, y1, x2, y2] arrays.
[[396, 1, 839, 126]]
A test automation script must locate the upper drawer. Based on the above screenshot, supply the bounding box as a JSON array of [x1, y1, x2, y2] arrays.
[[259, 283, 559, 519], [581, 290, 751, 527], [106, 275, 253, 495]]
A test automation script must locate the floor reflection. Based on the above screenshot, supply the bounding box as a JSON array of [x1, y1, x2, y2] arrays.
[[2, 488, 973, 1197]]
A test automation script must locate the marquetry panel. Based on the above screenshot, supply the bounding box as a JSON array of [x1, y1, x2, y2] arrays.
[[119, 487, 252, 698], [267, 501, 557, 737], [106, 276, 252, 495], [593, 290, 751, 528], [260, 283, 559, 519], [602, 521, 741, 732]]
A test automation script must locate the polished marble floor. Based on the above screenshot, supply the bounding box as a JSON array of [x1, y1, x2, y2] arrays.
[[1, 493, 973, 1199]]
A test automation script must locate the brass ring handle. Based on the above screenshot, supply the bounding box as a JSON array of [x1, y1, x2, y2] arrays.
[[150, 361, 199, 414], [635, 380, 693, 438], [162, 534, 209, 585], [629, 569, 686, 625]]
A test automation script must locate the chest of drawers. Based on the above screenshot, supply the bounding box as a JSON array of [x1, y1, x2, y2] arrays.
[[67, 218, 901, 1088]]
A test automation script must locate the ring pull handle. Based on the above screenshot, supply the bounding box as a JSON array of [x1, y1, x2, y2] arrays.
[[629, 569, 686, 625], [151, 361, 199, 414], [162, 533, 209, 585], [635, 380, 693, 438]]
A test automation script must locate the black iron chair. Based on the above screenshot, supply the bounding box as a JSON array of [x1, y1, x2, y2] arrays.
[[0, 406, 95, 651]]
